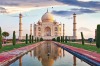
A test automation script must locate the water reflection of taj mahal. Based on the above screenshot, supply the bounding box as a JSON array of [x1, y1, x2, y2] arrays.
[[34, 41, 64, 66]]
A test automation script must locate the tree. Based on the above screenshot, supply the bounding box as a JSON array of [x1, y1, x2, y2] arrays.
[[52, 38, 56, 41], [0, 27, 2, 48], [40, 37, 43, 41], [61, 36, 63, 42], [29, 35, 32, 43], [2, 32, 9, 39], [65, 36, 67, 43], [32, 36, 34, 43], [96, 25, 100, 48], [62, 36, 64, 42], [57, 37, 60, 42], [35, 37, 36, 42], [37, 37, 39, 42], [81, 32, 84, 45], [12, 31, 16, 46], [25, 34, 28, 44]]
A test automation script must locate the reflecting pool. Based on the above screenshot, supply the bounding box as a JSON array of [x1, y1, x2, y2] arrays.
[[10, 41, 90, 66]]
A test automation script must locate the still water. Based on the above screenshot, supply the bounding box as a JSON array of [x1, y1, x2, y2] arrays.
[[10, 41, 90, 66]]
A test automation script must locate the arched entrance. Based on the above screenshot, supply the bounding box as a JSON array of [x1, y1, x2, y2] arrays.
[[45, 27, 51, 36]]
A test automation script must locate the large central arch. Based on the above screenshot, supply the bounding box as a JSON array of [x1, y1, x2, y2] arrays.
[[45, 27, 51, 36]]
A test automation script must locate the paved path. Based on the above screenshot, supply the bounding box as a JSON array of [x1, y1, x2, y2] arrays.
[[54, 42, 100, 63], [0, 41, 43, 66]]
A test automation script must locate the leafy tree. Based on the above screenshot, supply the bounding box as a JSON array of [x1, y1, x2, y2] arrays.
[[0, 27, 2, 48], [2, 32, 9, 39], [81, 32, 84, 45], [25, 34, 28, 44], [12, 31, 16, 46], [96, 25, 100, 48], [65, 36, 67, 43]]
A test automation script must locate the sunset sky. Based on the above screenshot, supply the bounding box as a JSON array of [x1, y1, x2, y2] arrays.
[[0, 0, 100, 39]]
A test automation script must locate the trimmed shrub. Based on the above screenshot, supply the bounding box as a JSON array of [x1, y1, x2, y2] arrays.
[[0, 27, 2, 48], [81, 32, 84, 45], [12, 31, 16, 46], [96, 25, 100, 48], [25, 34, 28, 44]]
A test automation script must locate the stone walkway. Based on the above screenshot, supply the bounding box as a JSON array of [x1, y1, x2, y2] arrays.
[[54, 42, 100, 63], [0, 41, 43, 66]]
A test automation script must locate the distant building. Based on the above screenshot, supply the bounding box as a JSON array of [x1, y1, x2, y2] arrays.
[[18, 10, 77, 40]]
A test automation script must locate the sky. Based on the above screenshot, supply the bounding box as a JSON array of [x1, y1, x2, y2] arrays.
[[0, 0, 100, 39]]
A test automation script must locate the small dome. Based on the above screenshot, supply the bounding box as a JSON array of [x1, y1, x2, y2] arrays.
[[41, 12, 54, 22]]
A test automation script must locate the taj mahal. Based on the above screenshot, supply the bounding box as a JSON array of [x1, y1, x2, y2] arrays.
[[18, 10, 77, 40]]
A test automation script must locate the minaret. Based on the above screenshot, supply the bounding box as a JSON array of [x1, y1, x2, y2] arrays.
[[63, 24, 65, 37], [19, 13, 22, 40], [30, 24, 32, 35], [73, 13, 77, 40]]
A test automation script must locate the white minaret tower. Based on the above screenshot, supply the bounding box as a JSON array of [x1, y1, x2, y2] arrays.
[[73, 13, 77, 40], [30, 24, 32, 35], [19, 13, 23, 40], [63, 24, 65, 37]]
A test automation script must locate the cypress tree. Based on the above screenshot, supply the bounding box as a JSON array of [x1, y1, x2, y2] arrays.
[[62, 36, 64, 42], [0, 27, 2, 48], [35, 37, 36, 42], [25, 34, 28, 44], [65, 36, 67, 43], [52, 38, 56, 41], [37, 37, 39, 42], [81, 32, 84, 45], [13, 31, 16, 46], [57, 37, 60, 42], [32, 36, 34, 43], [96, 25, 100, 48], [40, 37, 43, 41], [61, 36, 63, 42], [29, 35, 32, 43]]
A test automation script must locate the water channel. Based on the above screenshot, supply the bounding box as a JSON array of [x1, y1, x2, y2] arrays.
[[10, 41, 90, 66]]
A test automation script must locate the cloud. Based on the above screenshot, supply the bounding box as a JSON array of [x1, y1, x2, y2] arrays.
[[52, 8, 96, 17], [0, 0, 64, 7], [78, 27, 92, 32], [56, 0, 100, 9]]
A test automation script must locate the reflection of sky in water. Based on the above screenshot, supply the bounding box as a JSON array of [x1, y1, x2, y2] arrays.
[[10, 41, 90, 66]]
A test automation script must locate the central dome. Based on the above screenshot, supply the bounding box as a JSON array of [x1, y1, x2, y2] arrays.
[[42, 12, 54, 22]]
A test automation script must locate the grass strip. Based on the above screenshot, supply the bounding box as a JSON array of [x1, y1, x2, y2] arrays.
[[0, 43, 36, 53], [63, 42, 100, 53]]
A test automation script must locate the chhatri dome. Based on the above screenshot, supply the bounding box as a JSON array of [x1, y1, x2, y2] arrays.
[[41, 10, 54, 22]]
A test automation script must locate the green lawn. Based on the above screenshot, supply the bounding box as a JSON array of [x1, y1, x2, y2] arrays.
[[63, 42, 100, 53], [0, 43, 36, 53]]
